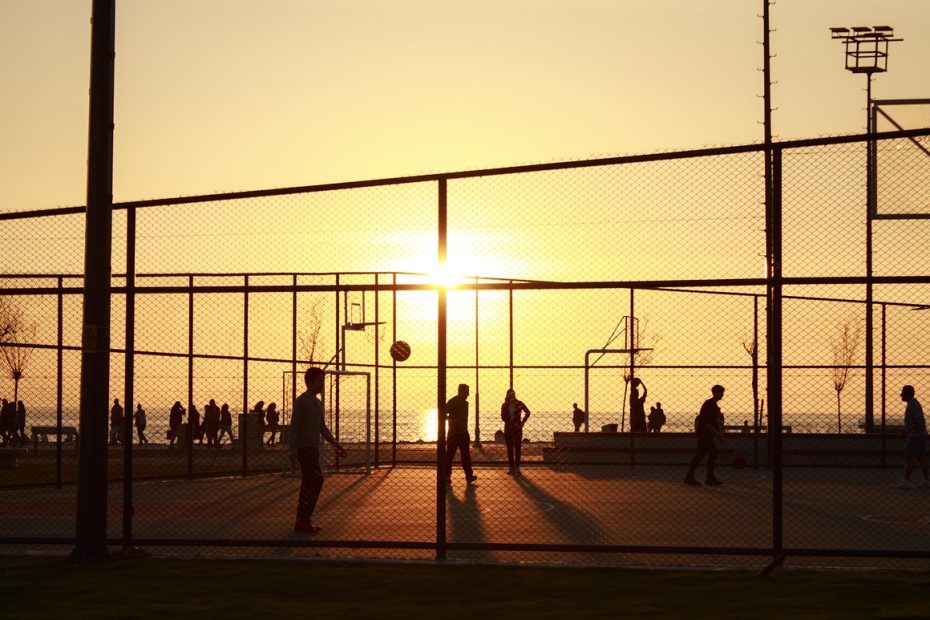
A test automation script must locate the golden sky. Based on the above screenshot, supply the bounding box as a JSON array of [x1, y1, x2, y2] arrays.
[[1, 0, 928, 214]]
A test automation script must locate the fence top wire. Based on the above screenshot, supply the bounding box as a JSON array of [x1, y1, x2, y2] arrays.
[[1, 128, 927, 223]]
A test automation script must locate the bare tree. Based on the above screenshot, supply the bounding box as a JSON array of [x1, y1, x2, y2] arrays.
[[0, 298, 35, 407], [742, 332, 760, 430], [298, 300, 325, 364], [831, 320, 861, 433], [0, 297, 23, 342], [2, 325, 35, 406]]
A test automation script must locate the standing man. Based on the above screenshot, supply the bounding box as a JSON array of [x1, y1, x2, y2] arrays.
[[572, 402, 586, 433], [897, 385, 930, 489], [109, 398, 124, 446], [501, 388, 531, 476], [289, 367, 347, 533], [445, 383, 478, 485], [684, 384, 725, 486]]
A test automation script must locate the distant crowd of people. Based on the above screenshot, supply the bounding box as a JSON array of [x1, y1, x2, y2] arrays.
[[105, 397, 284, 448], [0, 399, 27, 447]]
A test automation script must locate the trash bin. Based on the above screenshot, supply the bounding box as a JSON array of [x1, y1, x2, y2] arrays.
[[237, 413, 264, 451]]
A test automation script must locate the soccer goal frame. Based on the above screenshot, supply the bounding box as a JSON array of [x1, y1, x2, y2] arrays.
[[282, 368, 372, 474]]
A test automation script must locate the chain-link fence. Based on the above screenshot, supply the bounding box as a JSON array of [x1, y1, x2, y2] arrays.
[[1, 129, 929, 569]]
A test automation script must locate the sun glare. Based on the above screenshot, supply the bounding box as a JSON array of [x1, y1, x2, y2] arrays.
[[429, 262, 468, 289], [419, 408, 446, 441]]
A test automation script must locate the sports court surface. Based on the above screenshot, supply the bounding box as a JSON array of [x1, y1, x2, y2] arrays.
[[3, 463, 930, 570]]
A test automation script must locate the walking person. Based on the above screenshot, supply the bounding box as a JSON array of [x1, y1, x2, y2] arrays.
[[265, 403, 280, 446], [134, 403, 148, 445], [501, 388, 531, 476], [445, 383, 478, 484], [289, 367, 347, 534], [572, 402, 586, 432], [897, 385, 930, 489], [109, 399, 124, 446], [684, 385, 725, 486], [217, 403, 234, 445], [168, 401, 184, 447], [16, 400, 26, 446]]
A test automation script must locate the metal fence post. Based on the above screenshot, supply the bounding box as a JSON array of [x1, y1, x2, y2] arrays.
[[56, 277, 63, 489], [122, 205, 136, 549], [765, 147, 785, 570], [72, 0, 115, 563], [187, 275, 194, 480], [242, 274, 249, 477], [437, 178, 448, 560]]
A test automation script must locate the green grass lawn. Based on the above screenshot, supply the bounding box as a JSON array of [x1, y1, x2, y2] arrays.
[[2, 555, 929, 619]]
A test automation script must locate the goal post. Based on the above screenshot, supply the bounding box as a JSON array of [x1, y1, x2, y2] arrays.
[[282, 368, 371, 474]]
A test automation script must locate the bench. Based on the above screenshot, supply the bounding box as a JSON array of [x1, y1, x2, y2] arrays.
[[31, 425, 79, 455]]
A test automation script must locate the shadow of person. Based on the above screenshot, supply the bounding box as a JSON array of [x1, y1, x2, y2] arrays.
[[514, 475, 610, 546], [446, 483, 491, 561]]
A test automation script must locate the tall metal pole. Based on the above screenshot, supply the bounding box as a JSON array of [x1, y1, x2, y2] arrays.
[[864, 73, 875, 432], [474, 275, 480, 444], [122, 205, 136, 550], [291, 274, 297, 426], [767, 148, 785, 567], [56, 277, 64, 489], [72, 0, 116, 562], [187, 275, 194, 480], [374, 273, 380, 466], [392, 273, 397, 467], [436, 178, 448, 560], [508, 285, 514, 388]]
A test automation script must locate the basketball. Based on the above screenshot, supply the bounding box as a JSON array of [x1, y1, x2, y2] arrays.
[[390, 340, 411, 362], [732, 454, 747, 470]]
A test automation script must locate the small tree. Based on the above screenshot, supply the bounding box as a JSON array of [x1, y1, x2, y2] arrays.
[[0, 298, 35, 407], [831, 320, 861, 433], [298, 300, 325, 364], [742, 332, 760, 430], [1, 324, 35, 406]]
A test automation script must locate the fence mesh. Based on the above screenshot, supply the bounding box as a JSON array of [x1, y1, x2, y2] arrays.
[[2, 131, 930, 568]]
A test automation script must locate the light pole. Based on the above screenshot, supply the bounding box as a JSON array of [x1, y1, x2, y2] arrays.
[[830, 26, 901, 133], [829, 26, 901, 433]]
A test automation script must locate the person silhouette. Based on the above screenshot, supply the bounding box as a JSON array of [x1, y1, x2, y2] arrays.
[[445, 383, 477, 484], [684, 385, 725, 486], [16, 400, 26, 445], [168, 401, 184, 447], [203, 399, 220, 447], [897, 385, 930, 489], [265, 403, 280, 446], [134, 403, 148, 445], [217, 403, 234, 445], [109, 399, 124, 446], [572, 402, 586, 432], [289, 367, 347, 533], [629, 378, 648, 433], [501, 389, 531, 476], [648, 402, 666, 433]]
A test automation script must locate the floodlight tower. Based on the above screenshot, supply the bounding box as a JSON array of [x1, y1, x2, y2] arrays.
[[829, 26, 902, 433], [830, 26, 902, 133]]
